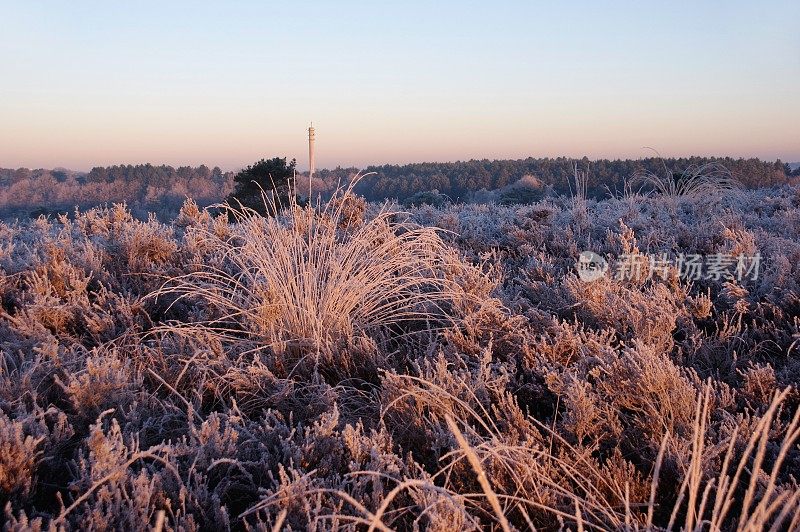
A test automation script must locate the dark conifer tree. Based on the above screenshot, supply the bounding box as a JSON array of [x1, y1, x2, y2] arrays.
[[225, 157, 298, 216]]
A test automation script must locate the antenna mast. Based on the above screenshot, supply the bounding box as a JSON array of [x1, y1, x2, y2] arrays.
[[308, 123, 315, 199]]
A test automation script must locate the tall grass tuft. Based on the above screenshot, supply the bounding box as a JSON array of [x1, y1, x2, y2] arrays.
[[151, 178, 463, 365], [570, 161, 590, 204], [632, 160, 738, 198]]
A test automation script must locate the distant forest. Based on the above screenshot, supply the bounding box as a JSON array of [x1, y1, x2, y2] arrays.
[[1, 156, 797, 219], [0, 165, 235, 219], [355, 156, 797, 202]]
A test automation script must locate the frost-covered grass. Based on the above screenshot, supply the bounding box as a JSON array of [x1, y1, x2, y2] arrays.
[[1, 185, 799, 530], [631, 161, 740, 198]]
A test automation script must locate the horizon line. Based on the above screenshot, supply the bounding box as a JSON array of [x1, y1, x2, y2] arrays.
[[3, 152, 798, 175]]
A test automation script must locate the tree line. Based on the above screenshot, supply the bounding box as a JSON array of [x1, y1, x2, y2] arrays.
[[354, 156, 796, 202], [1, 156, 796, 219], [0, 164, 235, 219]]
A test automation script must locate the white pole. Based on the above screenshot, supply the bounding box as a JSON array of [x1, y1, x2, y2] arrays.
[[308, 123, 315, 199]]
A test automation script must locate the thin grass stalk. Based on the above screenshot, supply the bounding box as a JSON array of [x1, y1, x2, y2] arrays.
[[445, 414, 511, 532]]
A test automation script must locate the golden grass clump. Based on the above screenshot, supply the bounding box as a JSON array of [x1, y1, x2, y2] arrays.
[[152, 180, 465, 365]]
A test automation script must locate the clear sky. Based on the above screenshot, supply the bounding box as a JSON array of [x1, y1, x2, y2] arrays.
[[1, 1, 798, 171]]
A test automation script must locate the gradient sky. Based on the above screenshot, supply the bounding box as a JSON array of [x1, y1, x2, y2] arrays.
[[1, 1, 798, 171]]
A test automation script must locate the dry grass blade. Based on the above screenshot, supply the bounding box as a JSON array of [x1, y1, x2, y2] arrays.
[[153, 510, 166, 532], [271, 509, 287, 532], [444, 414, 511, 532], [646, 433, 669, 528]]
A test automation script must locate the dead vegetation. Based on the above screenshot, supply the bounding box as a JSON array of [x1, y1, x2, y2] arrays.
[[0, 184, 798, 530]]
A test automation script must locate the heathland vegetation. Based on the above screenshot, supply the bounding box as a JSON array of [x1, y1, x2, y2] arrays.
[[0, 172, 799, 529]]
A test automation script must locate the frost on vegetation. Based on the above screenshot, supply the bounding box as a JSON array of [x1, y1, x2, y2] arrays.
[[0, 185, 799, 530]]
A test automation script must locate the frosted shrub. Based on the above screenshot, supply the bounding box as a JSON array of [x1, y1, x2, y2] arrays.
[[0, 413, 44, 500], [174, 197, 210, 228]]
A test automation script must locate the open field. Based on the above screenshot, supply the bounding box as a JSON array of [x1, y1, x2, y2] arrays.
[[1, 185, 799, 530]]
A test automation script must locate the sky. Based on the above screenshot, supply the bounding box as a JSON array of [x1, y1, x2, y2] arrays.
[[1, 1, 798, 172]]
